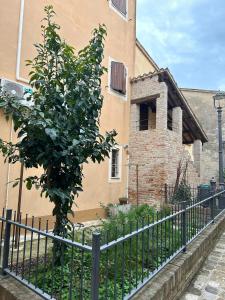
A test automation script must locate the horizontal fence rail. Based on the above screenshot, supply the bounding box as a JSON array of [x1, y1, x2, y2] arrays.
[[0, 211, 93, 300], [0, 190, 225, 299]]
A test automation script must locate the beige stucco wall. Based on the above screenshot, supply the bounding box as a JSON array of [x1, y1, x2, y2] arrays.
[[134, 44, 158, 77], [0, 0, 136, 217]]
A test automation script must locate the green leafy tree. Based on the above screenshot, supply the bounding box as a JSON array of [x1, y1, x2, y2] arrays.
[[0, 6, 116, 254]]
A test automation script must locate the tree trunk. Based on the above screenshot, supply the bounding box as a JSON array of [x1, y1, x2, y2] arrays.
[[52, 199, 69, 265]]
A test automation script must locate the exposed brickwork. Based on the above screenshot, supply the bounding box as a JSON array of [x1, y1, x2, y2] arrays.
[[129, 76, 201, 205], [172, 106, 182, 141]]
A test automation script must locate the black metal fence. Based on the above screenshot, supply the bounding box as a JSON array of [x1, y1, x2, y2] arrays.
[[1, 190, 225, 299], [163, 184, 214, 204]]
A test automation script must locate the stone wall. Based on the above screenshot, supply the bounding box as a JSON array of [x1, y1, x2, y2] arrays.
[[181, 88, 219, 183], [166, 130, 201, 186]]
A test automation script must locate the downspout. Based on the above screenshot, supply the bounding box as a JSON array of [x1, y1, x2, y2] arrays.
[[5, 0, 27, 207], [5, 118, 13, 209], [16, 0, 29, 84], [126, 153, 129, 198]]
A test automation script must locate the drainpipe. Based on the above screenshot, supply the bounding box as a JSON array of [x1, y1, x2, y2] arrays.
[[5, 119, 13, 209], [4, 0, 27, 208], [126, 153, 129, 198], [16, 0, 29, 84]]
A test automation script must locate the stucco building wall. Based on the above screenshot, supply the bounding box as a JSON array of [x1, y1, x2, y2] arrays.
[[0, 0, 136, 219], [134, 41, 158, 77]]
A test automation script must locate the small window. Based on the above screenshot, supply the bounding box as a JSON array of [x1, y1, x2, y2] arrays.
[[111, 0, 127, 17], [110, 61, 127, 96], [139, 104, 149, 131], [111, 149, 120, 178]]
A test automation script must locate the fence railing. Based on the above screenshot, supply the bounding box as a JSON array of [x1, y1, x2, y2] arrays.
[[163, 183, 212, 204], [1, 190, 225, 299]]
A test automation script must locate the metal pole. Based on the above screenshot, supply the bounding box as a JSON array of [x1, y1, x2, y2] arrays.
[[217, 107, 224, 189], [165, 183, 168, 204], [210, 196, 215, 223], [182, 202, 187, 253], [136, 164, 139, 206], [91, 232, 101, 300], [2, 209, 12, 274], [15, 162, 24, 248]]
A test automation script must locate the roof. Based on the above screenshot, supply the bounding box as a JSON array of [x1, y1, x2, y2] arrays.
[[131, 68, 208, 144], [180, 87, 218, 94]]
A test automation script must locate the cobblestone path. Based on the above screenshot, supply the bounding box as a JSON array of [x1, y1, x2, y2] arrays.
[[181, 232, 225, 300]]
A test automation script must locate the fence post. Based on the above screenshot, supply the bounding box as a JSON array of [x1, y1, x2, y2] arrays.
[[210, 196, 215, 223], [91, 232, 101, 300], [165, 183, 168, 204], [2, 209, 12, 275], [182, 202, 187, 253]]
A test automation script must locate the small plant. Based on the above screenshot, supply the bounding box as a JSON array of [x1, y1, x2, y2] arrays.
[[119, 197, 128, 205], [171, 181, 192, 203]]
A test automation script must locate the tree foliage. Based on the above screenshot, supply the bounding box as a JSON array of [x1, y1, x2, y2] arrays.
[[0, 6, 116, 240]]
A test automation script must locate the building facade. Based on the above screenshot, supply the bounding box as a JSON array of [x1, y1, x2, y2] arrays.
[[181, 88, 220, 183], [0, 0, 136, 221], [0, 0, 211, 222], [128, 67, 207, 205]]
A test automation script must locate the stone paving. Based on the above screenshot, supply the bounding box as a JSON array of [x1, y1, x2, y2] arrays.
[[181, 232, 225, 300]]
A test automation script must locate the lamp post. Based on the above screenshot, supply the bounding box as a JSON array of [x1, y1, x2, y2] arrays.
[[213, 91, 225, 190]]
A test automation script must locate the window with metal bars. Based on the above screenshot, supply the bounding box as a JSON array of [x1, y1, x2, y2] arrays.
[[111, 0, 127, 17], [111, 149, 120, 178], [110, 61, 127, 95]]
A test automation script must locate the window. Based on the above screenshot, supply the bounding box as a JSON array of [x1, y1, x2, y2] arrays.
[[110, 61, 127, 96], [111, 0, 127, 17], [139, 104, 149, 131], [111, 149, 119, 178], [109, 147, 122, 181]]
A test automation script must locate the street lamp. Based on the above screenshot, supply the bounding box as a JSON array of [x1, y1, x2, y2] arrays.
[[213, 91, 225, 189]]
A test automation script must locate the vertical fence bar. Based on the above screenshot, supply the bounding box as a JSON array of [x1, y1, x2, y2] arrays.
[[210, 196, 215, 223], [91, 232, 101, 300], [2, 209, 12, 274], [165, 183, 168, 204], [182, 202, 187, 253], [0, 209, 5, 266]]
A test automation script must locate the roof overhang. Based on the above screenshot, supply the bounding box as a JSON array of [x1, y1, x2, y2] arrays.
[[131, 68, 208, 144]]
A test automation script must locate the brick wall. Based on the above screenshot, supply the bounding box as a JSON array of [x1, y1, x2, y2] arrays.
[[129, 76, 201, 206]]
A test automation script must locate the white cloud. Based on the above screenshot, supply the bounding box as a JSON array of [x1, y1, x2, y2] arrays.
[[137, 1, 199, 67]]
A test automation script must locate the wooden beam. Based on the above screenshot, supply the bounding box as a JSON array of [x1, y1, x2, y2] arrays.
[[131, 93, 160, 105]]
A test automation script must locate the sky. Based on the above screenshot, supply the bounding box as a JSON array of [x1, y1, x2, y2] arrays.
[[136, 0, 225, 90]]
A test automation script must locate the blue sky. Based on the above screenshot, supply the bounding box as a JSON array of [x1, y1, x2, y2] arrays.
[[137, 0, 225, 90]]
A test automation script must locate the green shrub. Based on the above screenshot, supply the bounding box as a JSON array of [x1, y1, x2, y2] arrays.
[[171, 181, 192, 203], [28, 204, 182, 299]]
